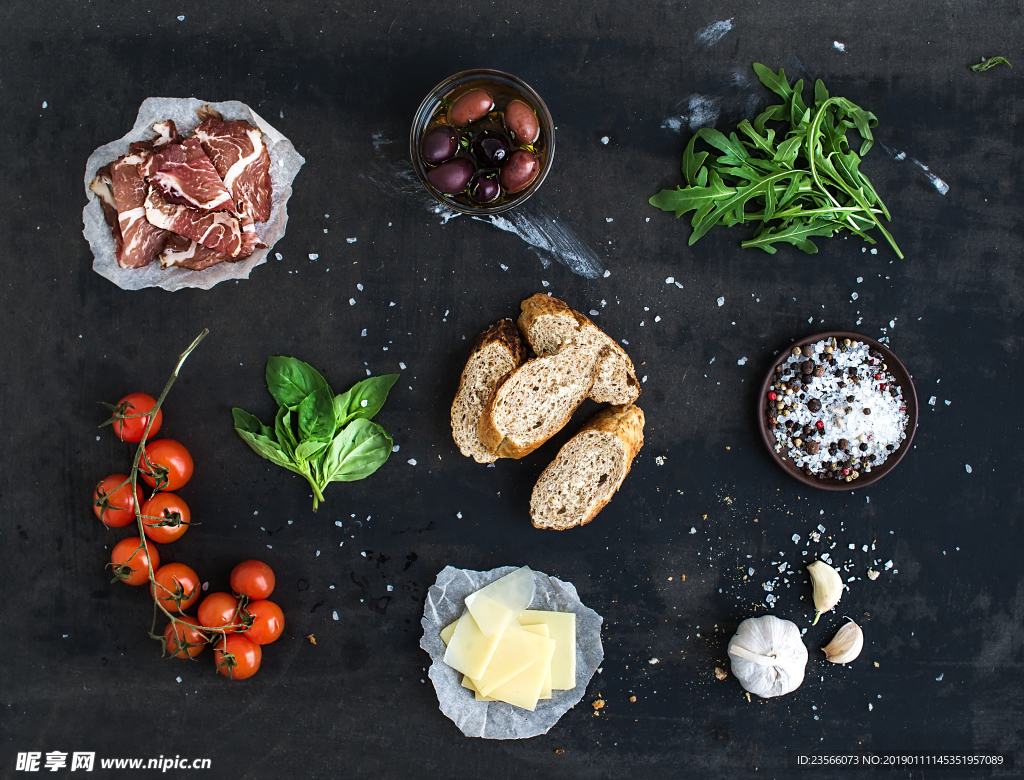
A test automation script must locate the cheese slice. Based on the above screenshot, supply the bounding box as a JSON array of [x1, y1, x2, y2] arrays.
[[470, 621, 539, 696], [464, 566, 535, 637], [484, 630, 557, 711], [442, 610, 501, 679], [462, 675, 496, 701], [521, 610, 576, 690], [440, 618, 459, 646], [521, 623, 552, 700]]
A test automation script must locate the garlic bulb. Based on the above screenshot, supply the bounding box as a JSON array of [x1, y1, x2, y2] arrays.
[[822, 619, 864, 664], [807, 560, 844, 624], [727, 615, 808, 698]]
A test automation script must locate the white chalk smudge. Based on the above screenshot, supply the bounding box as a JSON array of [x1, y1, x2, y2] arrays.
[[662, 94, 722, 133], [833, 41, 846, 52], [696, 18, 734, 49], [472, 198, 604, 279], [366, 131, 601, 276], [881, 144, 949, 195]]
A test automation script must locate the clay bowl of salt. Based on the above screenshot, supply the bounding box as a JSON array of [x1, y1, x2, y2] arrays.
[[757, 331, 919, 491]]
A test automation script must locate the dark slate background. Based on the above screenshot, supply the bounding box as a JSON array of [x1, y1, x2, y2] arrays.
[[1, 1, 1021, 778]]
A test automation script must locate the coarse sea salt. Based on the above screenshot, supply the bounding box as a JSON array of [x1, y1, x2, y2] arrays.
[[769, 339, 908, 481]]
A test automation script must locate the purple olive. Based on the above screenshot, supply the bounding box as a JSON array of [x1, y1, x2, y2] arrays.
[[449, 89, 494, 126], [469, 171, 501, 204], [504, 100, 540, 145], [471, 131, 509, 167], [426, 158, 475, 194], [421, 124, 459, 164], [499, 150, 540, 194]]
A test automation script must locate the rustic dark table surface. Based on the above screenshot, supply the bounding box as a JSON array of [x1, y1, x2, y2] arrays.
[[2, 1, 1022, 778]]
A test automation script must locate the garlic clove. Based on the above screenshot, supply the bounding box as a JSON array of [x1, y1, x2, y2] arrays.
[[807, 560, 844, 624], [822, 619, 864, 664]]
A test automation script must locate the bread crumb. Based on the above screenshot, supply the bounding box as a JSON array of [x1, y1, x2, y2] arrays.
[[591, 699, 605, 713], [629, 695, 637, 702], [715, 667, 728, 680], [307, 634, 317, 645], [555, 748, 565, 754]]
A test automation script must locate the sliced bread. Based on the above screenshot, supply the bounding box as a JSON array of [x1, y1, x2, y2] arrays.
[[518, 294, 640, 405], [530, 404, 645, 530], [477, 343, 606, 459], [450, 319, 525, 463]]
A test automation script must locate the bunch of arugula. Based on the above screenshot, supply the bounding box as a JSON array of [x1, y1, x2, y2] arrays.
[[233, 356, 398, 511], [650, 63, 902, 258]]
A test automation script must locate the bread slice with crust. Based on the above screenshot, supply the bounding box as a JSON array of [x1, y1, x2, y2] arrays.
[[477, 344, 606, 459], [530, 404, 645, 530], [518, 294, 640, 405], [450, 320, 525, 463]]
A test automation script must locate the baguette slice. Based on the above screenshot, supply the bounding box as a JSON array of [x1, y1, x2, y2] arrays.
[[518, 294, 640, 405], [478, 344, 606, 459], [530, 404, 645, 530], [451, 320, 525, 463]]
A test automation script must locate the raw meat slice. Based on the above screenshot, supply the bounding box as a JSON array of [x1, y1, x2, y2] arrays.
[[88, 164, 124, 262], [158, 234, 231, 271], [144, 188, 254, 258], [139, 138, 236, 212], [194, 119, 272, 222], [110, 153, 168, 268]]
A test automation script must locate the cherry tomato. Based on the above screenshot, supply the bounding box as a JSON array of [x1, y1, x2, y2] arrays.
[[111, 392, 163, 443], [230, 560, 275, 600], [214, 634, 262, 680], [245, 600, 285, 645], [110, 537, 160, 586], [198, 592, 243, 633], [141, 439, 194, 490], [151, 563, 201, 613], [164, 616, 207, 659], [141, 493, 191, 544], [93, 475, 145, 528]]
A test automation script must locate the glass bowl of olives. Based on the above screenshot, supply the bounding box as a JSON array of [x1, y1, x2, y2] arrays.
[[410, 69, 555, 215]]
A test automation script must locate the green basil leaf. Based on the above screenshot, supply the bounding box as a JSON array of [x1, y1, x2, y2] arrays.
[[295, 440, 328, 462], [970, 56, 1011, 72], [333, 374, 400, 427], [275, 406, 299, 460], [235, 428, 303, 474], [298, 386, 337, 443], [232, 408, 273, 439], [266, 356, 330, 410], [322, 419, 393, 483]]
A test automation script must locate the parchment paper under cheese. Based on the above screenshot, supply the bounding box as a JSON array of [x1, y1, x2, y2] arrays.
[[82, 97, 305, 292], [420, 565, 604, 740]]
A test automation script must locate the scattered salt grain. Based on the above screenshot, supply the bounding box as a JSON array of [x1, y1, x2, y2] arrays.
[[665, 277, 675, 284], [275, 252, 283, 260], [856, 277, 863, 283], [884, 560, 894, 570], [357, 283, 364, 291], [792, 534, 801, 543], [605, 217, 614, 223], [590, 309, 599, 316], [500, 264, 509, 271], [361, 329, 367, 337], [648, 658, 659, 664], [309, 253, 319, 260], [202, 582, 209, 591], [928, 396, 936, 406], [654, 315, 661, 322], [603, 270, 611, 277], [332, 611, 339, 621], [642, 375, 648, 383], [346, 237, 357, 244], [349, 298, 356, 306], [601, 136, 610, 145], [851, 292, 859, 300], [407, 458, 417, 466], [177, 15, 185, 21], [542, 280, 550, 287], [392, 445, 400, 452], [737, 356, 748, 366], [833, 41, 846, 51], [965, 464, 972, 473], [690, 527, 697, 534], [399, 362, 407, 369], [717, 296, 725, 307]]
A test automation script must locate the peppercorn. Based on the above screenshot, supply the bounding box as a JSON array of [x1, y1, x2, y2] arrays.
[[863, 408, 871, 415], [885, 444, 894, 451], [816, 420, 825, 429], [838, 438, 850, 451], [848, 367, 857, 376], [842, 467, 851, 476], [843, 338, 852, 346], [793, 438, 803, 447], [785, 420, 794, 429], [868, 455, 877, 462], [813, 365, 826, 377], [824, 345, 833, 354], [847, 395, 855, 402], [859, 443, 868, 451], [801, 360, 814, 375], [874, 373, 883, 380], [792, 346, 802, 356], [879, 383, 887, 390], [807, 398, 822, 412], [801, 345, 814, 357], [804, 468, 814, 476], [806, 441, 820, 455], [768, 391, 777, 401], [775, 365, 783, 373]]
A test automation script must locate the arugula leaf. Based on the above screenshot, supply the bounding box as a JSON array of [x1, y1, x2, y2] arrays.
[[971, 56, 1011, 72], [649, 62, 902, 258], [322, 419, 393, 483], [266, 356, 330, 410], [333, 374, 401, 427], [298, 385, 337, 443]]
